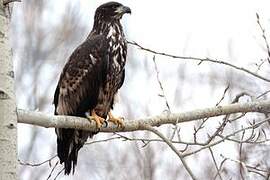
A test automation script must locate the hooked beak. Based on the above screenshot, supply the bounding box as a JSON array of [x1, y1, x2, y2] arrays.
[[116, 5, 131, 15]]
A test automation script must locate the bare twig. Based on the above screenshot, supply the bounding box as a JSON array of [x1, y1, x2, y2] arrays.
[[214, 158, 227, 180], [127, 41, 270, 82], [220, 154, 268, 178], [239, 129, 246, 180], [217, 134, 270, 144], [193, 86, 230, 144], [18, 155, 57, 167], [152, 55, 171, 112], [53, 168, 64, 180], [143, 125, 197, 180], [88, 133, 201, 146], [216, 85, 230, 106], [46, 161, 59, 180], [183, 117, 270, 157], [209, 147, 223, 180], [3, 0, 21, 5], [85, 137, 121, 145], [205, 115, 229, 145], [257, 90, 270, 99], [193, 118, 208, 143], [256, 13, 270, 63]]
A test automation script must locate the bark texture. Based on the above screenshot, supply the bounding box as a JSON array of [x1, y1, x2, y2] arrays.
[[0, 1, 17, 179], [17, 100, 270, 132]]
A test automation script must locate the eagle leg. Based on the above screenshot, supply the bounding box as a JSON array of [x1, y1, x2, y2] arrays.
[[86, 110, 105, 129], [108, 112, 124, 128]]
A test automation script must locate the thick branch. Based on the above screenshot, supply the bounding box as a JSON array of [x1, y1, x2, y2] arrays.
[[18, 100, 270, 132]]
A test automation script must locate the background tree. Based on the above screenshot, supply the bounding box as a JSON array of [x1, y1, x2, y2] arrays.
[[0, 1, 17, 180]]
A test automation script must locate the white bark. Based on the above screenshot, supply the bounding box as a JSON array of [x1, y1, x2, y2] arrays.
[[0, 1, 17, 180], [17, 100, 270, 132]]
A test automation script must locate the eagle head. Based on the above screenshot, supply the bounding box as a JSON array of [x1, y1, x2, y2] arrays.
[[95, 2, 131, 21]]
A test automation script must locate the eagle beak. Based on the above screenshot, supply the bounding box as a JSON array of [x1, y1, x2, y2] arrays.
[[116, 5, 131, 15]]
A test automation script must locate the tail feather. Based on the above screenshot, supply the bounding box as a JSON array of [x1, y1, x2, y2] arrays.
[[56, 128, 89, 175]]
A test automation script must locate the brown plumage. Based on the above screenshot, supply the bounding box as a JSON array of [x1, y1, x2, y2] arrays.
[[53, 2, 131, 175]]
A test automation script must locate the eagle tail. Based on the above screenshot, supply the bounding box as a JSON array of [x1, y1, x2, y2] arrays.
[[56, 128, 89, 175]]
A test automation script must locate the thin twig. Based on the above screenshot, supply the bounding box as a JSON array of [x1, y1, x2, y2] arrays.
[[46, 161, 59, 180], [214, 158, 227, 180], [239, 129, 246, 180], [209, 147, 223, 180], [205, 115, 229, 145], [143, 125, 197, 180], [216, 85, 230, 106], [183, 117, 270, 157], [3, 0, 21, 5], [152, 55, 171, 112], [217, 134, 270, 144], [220, 154, 268, 178], [18, 155, 57, 167], [85, 137, 121, 145], [127, 41, 270, 82], [256, 13, 270, 63], [53, 168, 64, 180], [193, 118, 208, 144], [193, 85, 230, 144], [257, 90, 270, 99]]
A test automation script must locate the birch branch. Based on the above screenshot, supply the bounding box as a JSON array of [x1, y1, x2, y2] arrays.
[[17, 100, 270, 132]]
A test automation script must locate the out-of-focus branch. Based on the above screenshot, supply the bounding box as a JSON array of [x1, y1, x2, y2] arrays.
[[152, 55, 171, 112], [18, 100, 270, 132], [127, 41, 270, 82], [220, 154, 269, 178], [208, 147, 222, 180], [46, 161, 58, 180], [18, 155, 57, 167], [256, 13, 270, 63], [144, 125, 197, 180], [3, 0, 21, 5], [182, 117, 270, 157]]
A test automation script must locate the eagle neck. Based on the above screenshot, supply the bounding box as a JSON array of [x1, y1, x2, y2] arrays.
[[93, 20, 123, 38], [89, 18, 127, 75]]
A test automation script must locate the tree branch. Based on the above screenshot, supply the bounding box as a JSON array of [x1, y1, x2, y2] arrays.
[[17, 100, 270, 132], [127, 41, 270, 82], [144, 125, 197, 180], [3, 0, 21, 5]]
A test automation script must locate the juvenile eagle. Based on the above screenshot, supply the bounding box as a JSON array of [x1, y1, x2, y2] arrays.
[[53, 2, 131, 175]]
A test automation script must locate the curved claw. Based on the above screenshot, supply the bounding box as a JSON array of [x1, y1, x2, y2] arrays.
[[108, 112, 124, 128], [86, 110, 106, 129], [104, 120, 108, 128]]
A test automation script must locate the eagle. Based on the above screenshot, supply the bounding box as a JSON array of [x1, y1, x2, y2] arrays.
[[53, 2, 131, 175]]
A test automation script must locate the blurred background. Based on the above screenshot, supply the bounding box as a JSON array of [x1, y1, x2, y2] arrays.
[[11, 0, 270, 179]]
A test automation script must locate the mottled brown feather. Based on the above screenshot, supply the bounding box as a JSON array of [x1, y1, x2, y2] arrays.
[[54, 35, 108, 116]]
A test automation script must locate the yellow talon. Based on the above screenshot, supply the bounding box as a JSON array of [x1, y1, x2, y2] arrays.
[[86, 110, 105, 128], [108, 112, 124, 128]]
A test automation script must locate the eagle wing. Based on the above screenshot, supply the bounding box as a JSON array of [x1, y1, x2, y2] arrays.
[[54, 35, 108, 116], [53, 35, 109, 174]]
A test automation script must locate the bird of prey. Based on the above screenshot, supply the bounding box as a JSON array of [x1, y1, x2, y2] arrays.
[[53, 2, 131, 175]]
